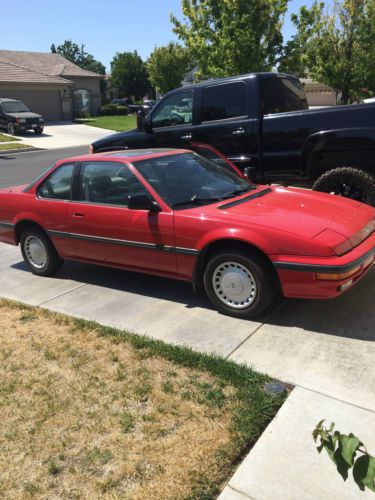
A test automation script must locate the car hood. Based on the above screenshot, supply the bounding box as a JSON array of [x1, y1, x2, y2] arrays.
[[92, 129, 143, 148], [6, 112, 42, 119], [207, 186, 374, 241]]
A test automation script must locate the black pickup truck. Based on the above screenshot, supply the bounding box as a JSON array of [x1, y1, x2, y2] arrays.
[[91, 73, 375, 205]]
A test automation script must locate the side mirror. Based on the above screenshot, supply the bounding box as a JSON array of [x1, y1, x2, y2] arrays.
[[243, 166, 258, 179], [127, 193, 160, 212]]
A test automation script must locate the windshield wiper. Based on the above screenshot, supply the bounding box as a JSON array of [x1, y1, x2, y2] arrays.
[[172, 196, 224, 208]]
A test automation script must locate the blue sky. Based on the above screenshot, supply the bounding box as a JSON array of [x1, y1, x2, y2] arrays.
[[2, 0, 314, 71]]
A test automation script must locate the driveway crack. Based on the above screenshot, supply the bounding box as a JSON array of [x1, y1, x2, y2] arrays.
[[38, 283, 88, 306]]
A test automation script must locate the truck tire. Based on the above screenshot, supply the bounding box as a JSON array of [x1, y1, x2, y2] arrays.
[[312, 167, 375, 206]]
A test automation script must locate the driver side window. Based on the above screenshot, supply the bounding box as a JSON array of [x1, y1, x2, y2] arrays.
[[151, 91, 193, 129]]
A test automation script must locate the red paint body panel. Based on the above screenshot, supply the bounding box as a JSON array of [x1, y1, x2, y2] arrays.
[[0, 149, 374, 303]]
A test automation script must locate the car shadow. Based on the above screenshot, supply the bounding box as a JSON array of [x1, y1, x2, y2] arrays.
[[264, 268, 375, 342], [10, 260, 375, 341], [11, 259, 213, 310], [18, 131, 52, 138]]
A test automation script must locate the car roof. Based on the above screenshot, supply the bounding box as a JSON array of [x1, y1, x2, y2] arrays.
[[59, 148, 193, 164], [165, 72, 298, 96], [0, 98, 22, 102]]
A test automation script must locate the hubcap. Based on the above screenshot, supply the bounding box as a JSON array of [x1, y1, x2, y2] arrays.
[[212, 261, 257, 309], [24, 235, 47, 269]]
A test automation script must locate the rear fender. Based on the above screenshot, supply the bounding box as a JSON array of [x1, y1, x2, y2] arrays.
[[302, 128, 375, 179]]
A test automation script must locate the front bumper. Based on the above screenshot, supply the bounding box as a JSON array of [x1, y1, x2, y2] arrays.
[[273, 234, 375, 299], [15, 123, 43, 132]]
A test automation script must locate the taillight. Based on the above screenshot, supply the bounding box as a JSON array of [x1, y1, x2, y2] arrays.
[[89, 145, 94, 154]]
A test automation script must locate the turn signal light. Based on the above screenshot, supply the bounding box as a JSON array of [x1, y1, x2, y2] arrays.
[[316, 266, 361, 281]]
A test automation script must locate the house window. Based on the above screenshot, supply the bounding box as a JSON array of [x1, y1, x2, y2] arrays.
[[73, 89, 92, 116]]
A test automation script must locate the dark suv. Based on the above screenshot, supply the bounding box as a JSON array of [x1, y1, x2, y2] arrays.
[[0, 98, 44, 135]]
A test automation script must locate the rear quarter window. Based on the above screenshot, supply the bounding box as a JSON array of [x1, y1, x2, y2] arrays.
[[262, 78, 308, 114]]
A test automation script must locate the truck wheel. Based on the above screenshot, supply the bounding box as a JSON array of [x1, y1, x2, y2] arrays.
[[20, 227, 63, 276], [312, 167, 375, 206], [203, 250, 277, 319]]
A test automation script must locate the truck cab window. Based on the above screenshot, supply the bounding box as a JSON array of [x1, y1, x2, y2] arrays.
[[151, 91, 193, 128], [201, 82, 247, 122]]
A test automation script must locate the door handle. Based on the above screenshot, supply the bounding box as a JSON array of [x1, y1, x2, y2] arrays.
[[232, 128, 245, 136], [73, 212, 85, 218], [181, 133, 192, 141]]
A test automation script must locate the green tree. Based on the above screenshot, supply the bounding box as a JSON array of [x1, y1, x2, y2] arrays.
[[110, 51, 150, 99], [279, 0, 375, 103], [147, 43, 192, 94], [171, 0, 288, 78], [50, 40, 106, 75]]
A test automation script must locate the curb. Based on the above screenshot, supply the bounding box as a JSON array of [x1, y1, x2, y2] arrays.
[[0, 147, 43, 155]]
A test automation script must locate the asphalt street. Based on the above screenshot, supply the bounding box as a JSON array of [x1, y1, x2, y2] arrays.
[[0, 146, 87, 189]]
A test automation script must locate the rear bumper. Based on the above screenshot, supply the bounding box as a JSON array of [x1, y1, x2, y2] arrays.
[[273, 235, 375, 299]]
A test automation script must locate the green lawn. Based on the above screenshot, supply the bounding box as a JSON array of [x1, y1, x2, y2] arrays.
[[76, 115, 137, 132], [0, 133, 19, 143], [0, 142, 31, 151]]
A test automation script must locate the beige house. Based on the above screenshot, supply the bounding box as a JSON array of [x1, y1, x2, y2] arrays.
[[0, 50, 103, 121], [301, 78, 337, 107]]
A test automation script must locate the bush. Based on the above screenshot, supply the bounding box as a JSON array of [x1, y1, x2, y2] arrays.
[[99, 104, 128, 116]]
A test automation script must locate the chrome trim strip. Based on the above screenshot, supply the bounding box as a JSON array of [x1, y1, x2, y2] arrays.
[[0, 221, 14, 229], [47, 230, 199, 256]]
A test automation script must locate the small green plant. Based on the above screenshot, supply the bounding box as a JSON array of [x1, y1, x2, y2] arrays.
[[313, 420, 375, 492]]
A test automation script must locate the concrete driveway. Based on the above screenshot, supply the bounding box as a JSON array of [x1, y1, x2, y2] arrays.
[[1, 242, 374, 499], [14, 122, 113, 149]]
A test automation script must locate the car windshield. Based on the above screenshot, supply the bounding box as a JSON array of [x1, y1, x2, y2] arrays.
[[134, 152, 255, 209], [2, 101, 30, 113]]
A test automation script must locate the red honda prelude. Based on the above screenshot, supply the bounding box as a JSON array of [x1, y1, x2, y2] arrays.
[[0, 145, 374, 319]]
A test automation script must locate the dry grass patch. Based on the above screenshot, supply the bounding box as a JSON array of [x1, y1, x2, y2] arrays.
[[0, 300, 286, 499]]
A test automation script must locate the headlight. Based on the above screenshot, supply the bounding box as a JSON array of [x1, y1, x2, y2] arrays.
[[16, 118, 26, 124]]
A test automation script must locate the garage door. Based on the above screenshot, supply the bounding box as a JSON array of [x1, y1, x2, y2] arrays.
[[0, 89, 62, 121]]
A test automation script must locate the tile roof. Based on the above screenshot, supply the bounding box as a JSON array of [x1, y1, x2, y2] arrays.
[[0, 60, 72, 85], [0, 50, 102, 80]]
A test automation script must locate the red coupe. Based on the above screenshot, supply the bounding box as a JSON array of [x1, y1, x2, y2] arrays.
[[0, 145, 374, 319]]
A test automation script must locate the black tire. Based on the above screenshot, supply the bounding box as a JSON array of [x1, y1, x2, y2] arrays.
[[203, 250, 277, 319], [34, 127, 43, 135], [20, 227, 63, 276], [312, 167, 375, 206], [7, 122, 16, 136]]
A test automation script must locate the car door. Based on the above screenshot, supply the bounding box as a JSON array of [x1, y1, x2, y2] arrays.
[[148, 89, 195, 148], [192, 81, 258, 169], [189, 142, 245, 177], [35, 162, 76, 258], [67, 160, 176, 275]]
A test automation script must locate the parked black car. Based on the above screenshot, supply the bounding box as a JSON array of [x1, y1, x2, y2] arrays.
[[91, 73, 375, 205], [0, 98, 44, 135]]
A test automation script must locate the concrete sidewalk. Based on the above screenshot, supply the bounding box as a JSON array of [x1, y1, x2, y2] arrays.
[[0, 242, 374, 499]]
